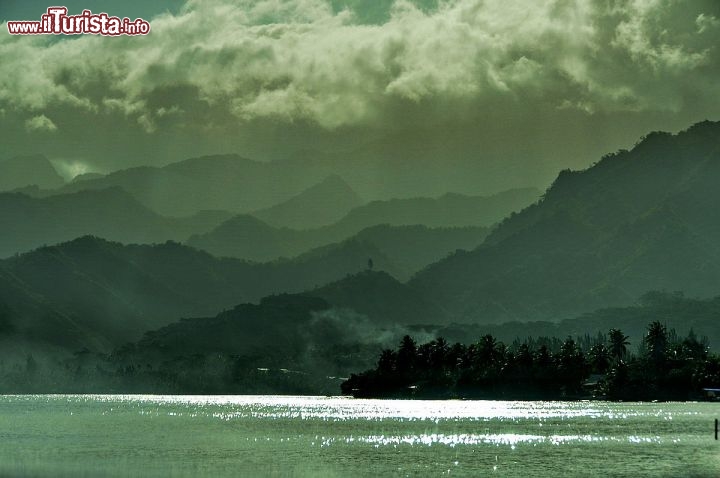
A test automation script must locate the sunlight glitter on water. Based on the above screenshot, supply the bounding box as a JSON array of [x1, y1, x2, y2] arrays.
[[224, 432, 666, 449], [61, 394, 694, 422], [344, 433, 664, 447], [0, 395, 715, 477]]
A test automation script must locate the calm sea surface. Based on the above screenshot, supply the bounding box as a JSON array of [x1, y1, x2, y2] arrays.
[[0, 395, 718, 477]]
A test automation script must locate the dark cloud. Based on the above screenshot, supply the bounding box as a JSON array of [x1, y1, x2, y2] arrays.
[[1, 0, 718, 194]]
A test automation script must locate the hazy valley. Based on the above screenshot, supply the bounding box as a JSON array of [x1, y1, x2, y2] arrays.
[[2, 121, 720, 394]]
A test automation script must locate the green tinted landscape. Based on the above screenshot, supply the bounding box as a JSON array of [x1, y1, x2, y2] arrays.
[[2, 0, 720, 421]]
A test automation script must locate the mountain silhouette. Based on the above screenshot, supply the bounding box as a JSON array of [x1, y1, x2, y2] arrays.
[[251, 175, 364, 229], [0, 266, 106, 351], [308, 270, 447, 324], [410, 120, 720, 322], [0, 154, 65, 191], [186, 214, 305, 261], [0, 234, 440, 351], [0, 187, 231, 258], [117, 294, 333, 361], [297, 224, 488, 281], [188, 189, 532, 262], [55, 154, 328, 216], [332, 188, 540, 230]]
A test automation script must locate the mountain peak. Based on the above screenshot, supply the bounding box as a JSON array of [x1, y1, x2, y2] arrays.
[[310, 269, 444, 324], [164, 154, 260, 173], [0, 154, 65, 191], [316, 173, 353, 188], [251, 174, 363, 230], [411, 119, 720, 323]]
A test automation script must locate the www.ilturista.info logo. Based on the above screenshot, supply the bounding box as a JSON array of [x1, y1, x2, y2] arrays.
[[7, 7, 150, 36]]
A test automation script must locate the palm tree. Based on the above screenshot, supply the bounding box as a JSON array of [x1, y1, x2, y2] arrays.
[[397, 335, 417, 375], [644, 321, 668, 364], [558, 337, 582, 368], [680, 329, 708, 360], [447, 342, 466, 369], [608, 328, 630, 363], [557, 337, 587, 392], [476, 334, 498, 367], [588, 344, 611, 374], [516, 343, 533, 369], [535, 345, 552, 367], [377, 349, 396, 375], [419, 337, 449, 371]]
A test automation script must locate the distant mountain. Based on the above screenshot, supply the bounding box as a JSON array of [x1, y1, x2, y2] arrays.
[[333, 188, 541, 230], [0, 154, 64, 191], [44, 149, 540, 220], [0, 235, 436, 351], [284, 137, 552, 201], [296, 224, 489, 281], [426, 291, 720, 354], [109, 294, 400, 394], [0, 238, 243, 349], [0, 188, 232, 258], [55, 154, 328, 216], [71, 172, 105, 183], [187, 188, 529, 262], [0, 267, 104, 351], [252, 175, 364, 229], [180, 210, 235, 237], [552, 291, 720, 349], [309, 270, 447, 324], [21, 286, 720, 394], [106, 276, 458, 393], [410, 120, 720, 323], [121, 294, 333, 360], [186, 215, 311, 261], [188, 215, 488, 272]]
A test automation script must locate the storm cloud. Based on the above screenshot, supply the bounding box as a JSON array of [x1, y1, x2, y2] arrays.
[[1, 0, 719, 192]]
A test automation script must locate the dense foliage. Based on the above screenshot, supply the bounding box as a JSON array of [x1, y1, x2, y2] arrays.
[[342, 321, 720, 401], [411, 121, 720, 323]]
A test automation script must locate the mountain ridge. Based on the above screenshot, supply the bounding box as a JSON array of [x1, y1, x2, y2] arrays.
[[251, 174, 364, 229], [188, 188, 537, 262], [0, 187, 232, 258], [410, 120, 720, 322], [0, 154, 65, 191]]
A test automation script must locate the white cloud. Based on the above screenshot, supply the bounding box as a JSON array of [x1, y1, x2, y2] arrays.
[[50, 158, 93, 180], [697, 12, 720, 33], [1, 0, 719, 132], [24, 114, 57, 132]]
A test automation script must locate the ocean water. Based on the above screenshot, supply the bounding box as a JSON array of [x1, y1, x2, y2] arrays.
[[0, 395, 718, 477]]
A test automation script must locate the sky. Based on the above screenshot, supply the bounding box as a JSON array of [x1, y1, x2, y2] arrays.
[[1, 0, 719, 194]]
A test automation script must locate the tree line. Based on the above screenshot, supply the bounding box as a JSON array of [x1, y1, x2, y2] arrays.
[[341, 321, 720, 400]]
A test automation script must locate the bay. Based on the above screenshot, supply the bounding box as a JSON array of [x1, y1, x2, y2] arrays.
[[0, 395, 718, 477]]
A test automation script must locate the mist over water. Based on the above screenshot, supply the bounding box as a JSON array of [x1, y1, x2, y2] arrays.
[[0, 396, 717, 477]]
